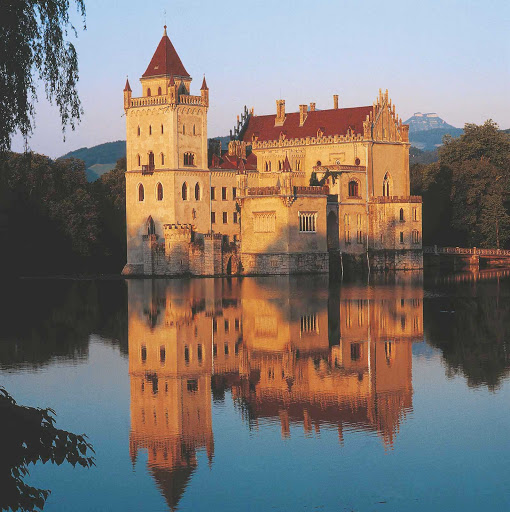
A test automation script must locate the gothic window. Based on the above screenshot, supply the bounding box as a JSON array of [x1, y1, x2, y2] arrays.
[[137, 154, 141, 166], [147, 216, 155, 235], [232, 187, 237, 199], [195, 182, 200, 200], [269, 161, 272, 171], [147, 88, 151, 97], [222, 187, 227, 200], [157, 86, 162, 95], [223, 212, 228, 224], [348, 180, 359, 197], [412, 230, 420, 244], [316, 161, 322, 166], [383, 173, 391, 197], [183, 153, 194, 166], [182, 182, 188, 200], [161, 153, 164, 165], [148, 152, 155, 168], [278, 161, 282, 171], [265, 162, 268, 172], [400, 231, 404, 243], [254, 211, 276, 233], [299, 212, 317, 233], [184, 346, 190, 364], [156, 183, 163, 201], [182, 124, 185, 135], [141, 345, 147, 362], [137, 126, 140, 136], [413, 207, 418, 221], [197, 344, 203, 363], [138, 184, 144, 202], [400, 208, 405, 222], [193, 124, 196, 135], [160, 346, 166, 363], [161, 124, 164, 134]]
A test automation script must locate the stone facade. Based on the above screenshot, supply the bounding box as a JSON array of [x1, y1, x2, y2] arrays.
[[122, 28, 422, 277]]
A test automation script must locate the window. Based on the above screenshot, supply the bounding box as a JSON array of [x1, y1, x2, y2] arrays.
[[211, 211, 216, 224], [137, 126, 140, 136], [224, 343, 229, 355], [156, 183, 163, 201], [350, 343, 361, 361], [184, 152, 194, 166], [141, 345, 147, 362], [147, 88, 151, 97], [197, 344, 203, 363], [182, 124, 185, 135], [383, 173, 391, 197], [137, 154, 141, 166], [213, 344, 217, 357], [184, 346, 190, 364], [348, 180, 359, 197], [195, 182, 200, 200], [299, 212, 317, 232], [233, 212, 238, 223], [254, 211, 276, 233], [157, 86, 162, 95], [138, 184, 144, 202], [161, 124, 164, 134], [149, 125, 152, 135], [400, 231, 404, 243], [148, 151, 154, 168], [211, 186, 216, 200], [182, 182, 188, 200], [344, 213, 350, 243], [232, 187, 237, 199], [223, 212, 228, 224], [400, 208, 404, 222], [413, 207, 418, 221], [412, 230, 420, 244], [187, 379, 198, 392], [222, 187, 227, 200], [161, 153, 164, 165], [235, 319, 240, 331], [193, 124, 196, 135], [300, 314, 317, 333], [147, 216, 155, 235], [385, 342, 393, 363], [357, 214, 363, 243], [224, 319, 229, 333], [265, 162, 269, 171], [160, 346, 166, 363]]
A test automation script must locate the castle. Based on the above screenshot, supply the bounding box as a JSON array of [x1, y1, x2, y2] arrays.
[[122, 27, 423, 277]]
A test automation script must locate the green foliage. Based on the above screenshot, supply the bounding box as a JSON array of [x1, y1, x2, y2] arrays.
[[0, 387, 94, 511], [0, 0, 86, 151], [411, 120, 510, 248]]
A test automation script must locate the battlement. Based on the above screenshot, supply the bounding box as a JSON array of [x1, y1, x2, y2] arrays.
[[371, 196, 422, 204], [128, 93, 205, 109], [252, 132, 364, 150], [164, 223, 193, 242]]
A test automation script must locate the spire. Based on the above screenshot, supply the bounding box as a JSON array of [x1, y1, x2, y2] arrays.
[[282, 154, 292, 172], [201, 75, 208, 90], [124, 78, 131, 92], [142, 29, 190, 79], [163, 25, 167, 36]]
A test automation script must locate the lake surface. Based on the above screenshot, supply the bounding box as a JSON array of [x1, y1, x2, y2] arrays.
[[1, 271, 510, 511]]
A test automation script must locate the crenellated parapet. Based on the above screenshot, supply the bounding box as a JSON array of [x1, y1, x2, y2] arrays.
[[363, 89, 409, 143], [164, 223, 193, 242], [252, 132, 364, 150]]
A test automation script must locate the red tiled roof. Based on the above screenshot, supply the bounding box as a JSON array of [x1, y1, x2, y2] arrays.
[[242, 106, 372, 142], [142, 32, 190, 79], [211, 150, 258, 171]]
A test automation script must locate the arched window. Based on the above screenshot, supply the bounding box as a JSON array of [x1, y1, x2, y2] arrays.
[[400, 208, 405, 222], [182, 182, 188, 200], [161, 124, 164, 134], [157, 86, 162, 95], [156, 183, 163, 201], [383, 173, 391, 197], [147, 216, 155, 235], [195, 182, 200, 200], [269, 161, 271, 171], [316, 160, 322, 166], [278, 161, 282, 171], [148, 152, 155, 169], [348, 180, 359, 197], [161, 153, 165, 165], [147, 88, 151, 97], [412, 230, 420, 244], [265, 162, 268, 171], [137, 126, 140, 136], [182, 124, 185, 135], [184, 153, 195, 166], [149, 125, 152, 135], [137, 154, 141, 166], [193, 124, 196, 135], [138, 184, 144, 202]]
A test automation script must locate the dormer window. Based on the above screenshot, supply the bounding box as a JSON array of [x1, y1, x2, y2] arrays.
[[317, 128, 324, 138]]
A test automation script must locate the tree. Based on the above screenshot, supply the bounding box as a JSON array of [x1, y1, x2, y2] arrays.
[[0, 0, 86, 152], [0, 387, 95, 511]]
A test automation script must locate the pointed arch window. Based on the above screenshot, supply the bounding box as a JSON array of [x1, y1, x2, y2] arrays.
[[195, 182, 200, 200], [182, 182, 188, 200], [193, 124, 196, 135], [138, 184, 144, 202], [137, 154, 141, 166], [148, 152, 155, 170], [149, 125, 152, 135], [184, 153, 195, 166], [348, 180, 359, 198], [157, 183, 163, 201], [161, 124, 164, 134], [147, 88, 151, 97], [137, 126, 140, 136], [161, 153, 165, 165], [383, 173, 391, 197], [157, 86, 162, 95], [147, 216, 155, 235], [400, 208, 405, 222], [182, 124, 185, 135]]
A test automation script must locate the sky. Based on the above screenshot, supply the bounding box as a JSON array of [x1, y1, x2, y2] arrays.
[[10, 0, 510, 158]]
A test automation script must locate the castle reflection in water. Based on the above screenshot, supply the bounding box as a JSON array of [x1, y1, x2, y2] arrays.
[[127, 275, 423, 509]]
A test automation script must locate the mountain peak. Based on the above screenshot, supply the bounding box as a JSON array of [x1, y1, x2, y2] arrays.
[[404, 113, 456, 133]]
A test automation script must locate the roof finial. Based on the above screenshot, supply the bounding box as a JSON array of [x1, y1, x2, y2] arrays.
[[163, 25, 167, 36]]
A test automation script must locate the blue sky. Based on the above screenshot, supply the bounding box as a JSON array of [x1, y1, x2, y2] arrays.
[[11, 0, 510, 157]]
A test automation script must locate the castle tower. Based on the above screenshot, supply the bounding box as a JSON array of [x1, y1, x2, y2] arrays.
[[123, 26, 210, 274]]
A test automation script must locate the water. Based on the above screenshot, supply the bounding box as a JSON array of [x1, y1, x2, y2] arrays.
[[1, 271, 509, 512]]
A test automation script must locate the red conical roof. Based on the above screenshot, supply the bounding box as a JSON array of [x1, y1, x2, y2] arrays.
[[201, 76, 208, 90], [124, 78, 131, 92], [142, 28, 190, 79]]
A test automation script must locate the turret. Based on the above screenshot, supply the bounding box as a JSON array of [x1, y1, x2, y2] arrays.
[[275, 99, 285, 126], [201, 75, 209, 107], [168, 74, 177, 104], [123, 78, 132, 110]]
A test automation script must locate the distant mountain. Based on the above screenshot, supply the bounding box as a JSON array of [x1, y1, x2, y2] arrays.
[[404, 112, 457, 133], [59, 140, 126, 169], [409, 127, 464, 151]]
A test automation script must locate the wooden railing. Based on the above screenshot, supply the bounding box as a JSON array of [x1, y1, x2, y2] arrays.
[[423, 246, 510, 257]]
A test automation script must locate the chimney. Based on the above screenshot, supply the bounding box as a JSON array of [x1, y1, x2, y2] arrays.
[[310, 102, 316, 112], [299, 104, 308, 126], [333, 95, 339, 110], [275, 99, 285, 126]]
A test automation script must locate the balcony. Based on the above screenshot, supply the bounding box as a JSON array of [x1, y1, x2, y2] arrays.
[[141, 165, 155, 175]]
